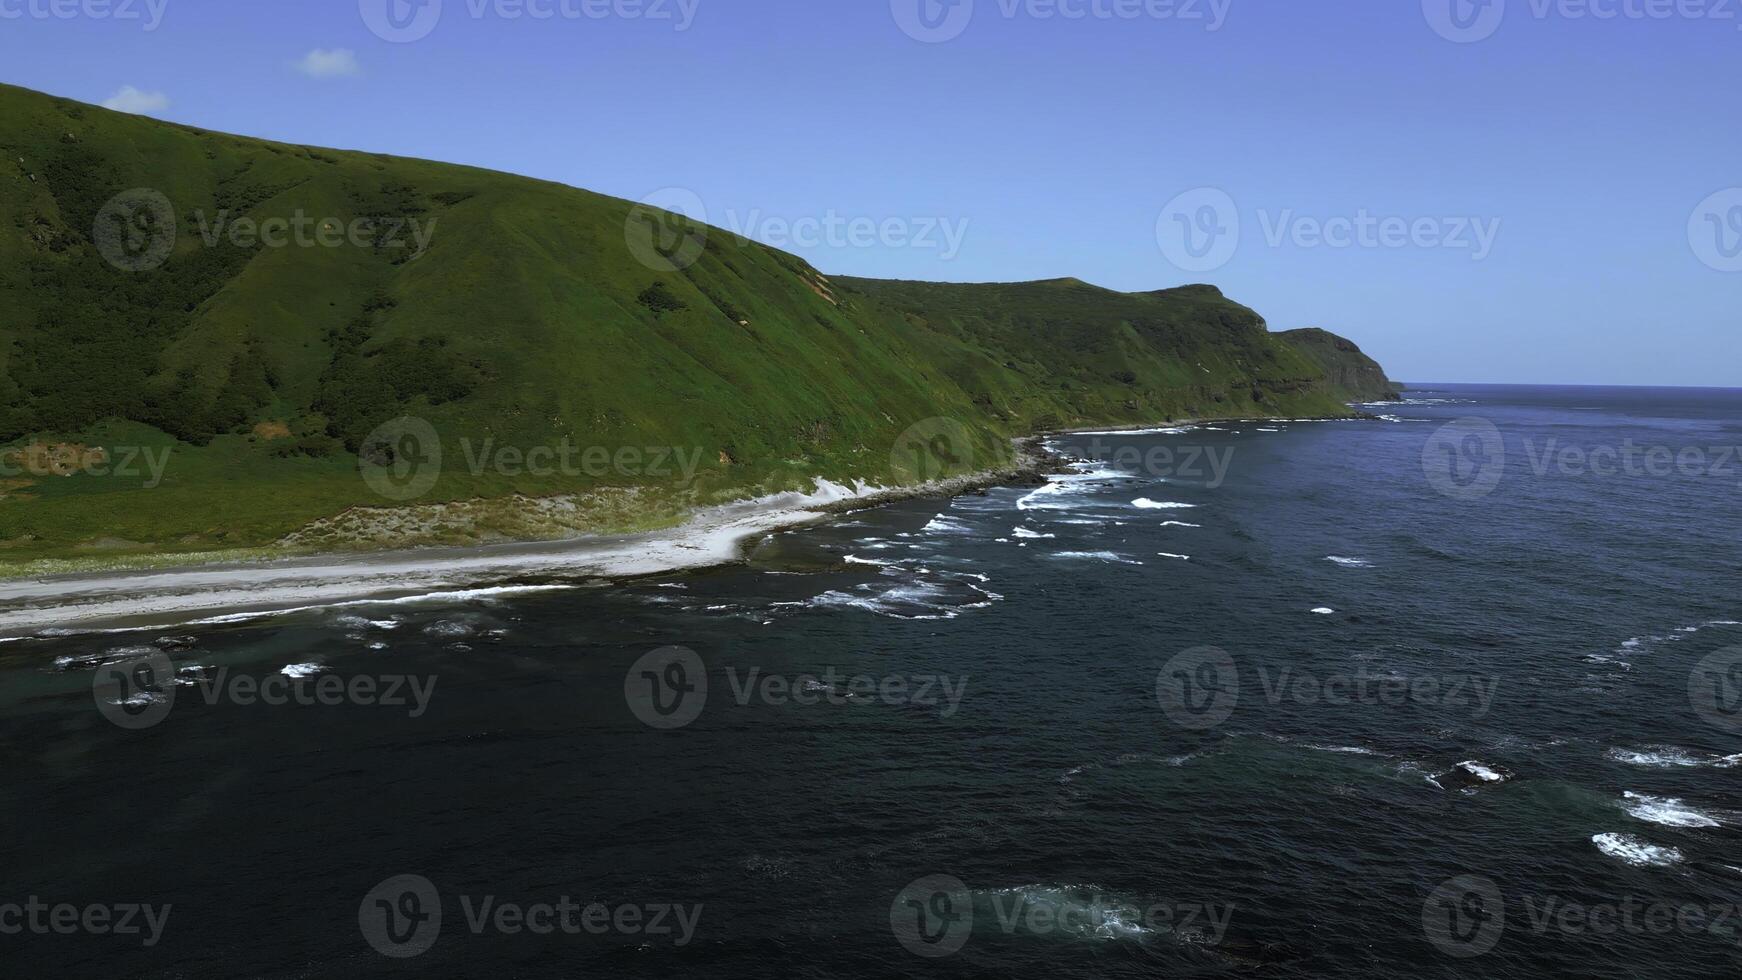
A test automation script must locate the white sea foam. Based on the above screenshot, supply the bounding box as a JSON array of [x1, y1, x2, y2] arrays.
[[1622, 792, 1722, 828], [1318, 745, 1383, 756], [1066, 426, 1198, 437], [1613, 618, 1742, 655], [1591, 833, 1683, 868], [804, 578, 1000, 620], [1310, 608, 1335, 615], [1326, 556, 1373, 568], [1015, 464, 1133, 512], [1607, 746, 1742, 769], [184, 584, 574, 627], [1132, 499, 1196, 510], [1050, 551, 1144, 566], [280, 663, 324, 679], [1458, 760, 1507, 783], [1012, 527, 1055, 539], [921, 515, 972, 535], [1155, 552, 1191, 561], [1158, 520, 1201, 528], [978, 885, 1155, 941]]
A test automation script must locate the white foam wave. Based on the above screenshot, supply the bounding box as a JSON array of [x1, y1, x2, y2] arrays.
[[1613, 618, 1742, 655], [1158, 520, 1201, 528], [1132, 499, 1196, 510], [1012, 527, 1055, 539], [1458, 760, 1507, 783], [1325, 556, 1373, 568], [1591, 833, 1683, 868], [1049, 551, 1144, 566], [921, 515, 972, 535], [1622, 792, 1722, 828], [1066, 426, 1198, 437], [1015, 464, 1134, 512], [280, 663, 324, 679], [1310, 607, 1335, 615], [1607, 746, 1742, 769], [978, 885, 1156, 941], [1155, 552, 1190, 561], [804, 578, 1001, 621], [185, 584, 574, 627]]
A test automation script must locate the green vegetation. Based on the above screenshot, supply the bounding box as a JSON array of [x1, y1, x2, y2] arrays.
[[0, 83, 1385, 569], [1276, 328, 1401, 402]]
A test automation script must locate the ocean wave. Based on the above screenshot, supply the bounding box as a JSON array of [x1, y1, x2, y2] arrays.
[[1622, 792, 1722, 828], [334, 614, 403, 631], [1012, 527, 1055, 539], [1132, 499, 1196, 510], [1613, 618, 1741, 655], [280, 663, 324, 679], [1304, 744, 1386, 757], [1325, 556, 1373, 568], [804, 578, 1000, 620], [977, 884, 1156, 942], [1014, 463, 1136, 512], [1310, 607, 1335, 615], [1427, 760, 1514, 791], [1591, 833, 1683, 868], [1064, 426, 1199, 437], [1049, 551, 1144, 566], [185, 584, 574, 627], [1156, 552, 1191, 561], [921, 514, 973, 535], [1607, 746, 1742, 769], [1159, 520, 1201, 528]]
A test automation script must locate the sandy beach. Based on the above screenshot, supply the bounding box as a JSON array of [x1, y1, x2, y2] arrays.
[[0, 446, 1057, 640]]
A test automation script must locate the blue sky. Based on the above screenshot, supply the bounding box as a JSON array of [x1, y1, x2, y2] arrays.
[[2, 0, 1737, 385]]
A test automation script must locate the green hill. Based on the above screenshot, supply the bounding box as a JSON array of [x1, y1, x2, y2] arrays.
[[0, 83, 1385, 568], [1276, 328, 1401, 402]]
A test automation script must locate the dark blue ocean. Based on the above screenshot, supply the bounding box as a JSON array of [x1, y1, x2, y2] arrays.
[[3, 384, 1741, 978]]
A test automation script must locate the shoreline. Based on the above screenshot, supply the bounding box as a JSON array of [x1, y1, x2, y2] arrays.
[[0, 414, 1369, 639], [0, 438, 1065, 640]]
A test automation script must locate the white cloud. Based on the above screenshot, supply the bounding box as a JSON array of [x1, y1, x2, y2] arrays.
[[295, 48, 361, 79], [101, 86, 170, 115]]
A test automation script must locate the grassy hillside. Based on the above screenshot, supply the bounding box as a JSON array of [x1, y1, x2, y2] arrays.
[[1276, 328, 1401, 402], [0, 83, 1377, 567]]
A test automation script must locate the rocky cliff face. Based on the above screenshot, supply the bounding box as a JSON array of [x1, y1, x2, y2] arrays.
[[1276, 328, 1401, 402]]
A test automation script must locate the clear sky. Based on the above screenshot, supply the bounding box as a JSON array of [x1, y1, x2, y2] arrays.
[[2, 0, 1737, 385]]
